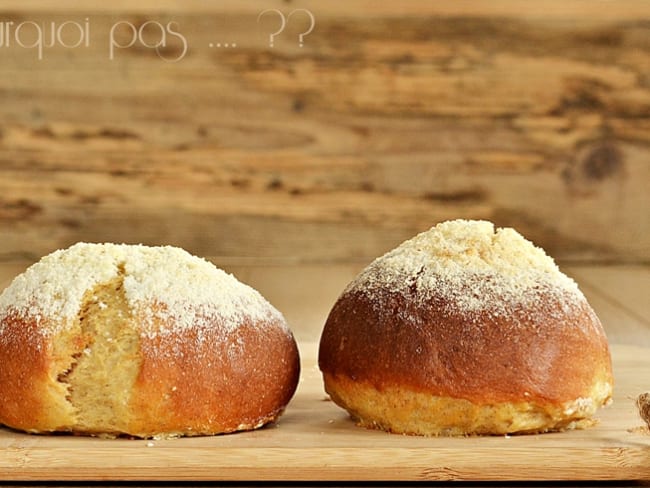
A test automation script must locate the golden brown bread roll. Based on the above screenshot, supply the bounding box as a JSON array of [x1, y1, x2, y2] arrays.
[[0, 243, 300, 438], [319, 220, 613, 436]]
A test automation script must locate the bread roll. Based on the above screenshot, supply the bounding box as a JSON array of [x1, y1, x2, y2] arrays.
[[0, 243, 300, 438], [319, 220, 613, 436]]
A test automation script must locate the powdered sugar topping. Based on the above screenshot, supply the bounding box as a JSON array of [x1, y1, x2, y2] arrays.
[[347, 220, 585, 318], [0, 243, 287, 338]]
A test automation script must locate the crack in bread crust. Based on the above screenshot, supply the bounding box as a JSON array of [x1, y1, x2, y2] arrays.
[[56, 265, 142, 436]]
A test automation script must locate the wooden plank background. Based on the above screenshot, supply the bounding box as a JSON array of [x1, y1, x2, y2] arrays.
[[0, 0, 649, 264]]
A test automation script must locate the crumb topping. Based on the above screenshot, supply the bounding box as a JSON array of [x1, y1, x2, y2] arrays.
[[0, 243, 286, 339], [347, 220, 586, 319]]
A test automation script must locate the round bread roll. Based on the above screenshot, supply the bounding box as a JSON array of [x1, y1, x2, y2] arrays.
[[319, 220, 613, 436], [0, 243, 300, 438]]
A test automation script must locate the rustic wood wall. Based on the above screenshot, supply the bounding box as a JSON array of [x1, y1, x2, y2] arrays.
[[0, 1, 648, 264]]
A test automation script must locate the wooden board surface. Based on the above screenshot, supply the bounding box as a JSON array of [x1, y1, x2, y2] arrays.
[[1, 1, 649, 264], [0, 342, 648, 482]]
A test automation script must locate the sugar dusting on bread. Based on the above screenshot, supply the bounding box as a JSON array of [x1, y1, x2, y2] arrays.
[[348, 220, 585, 319], [0, 243, 286, 340]]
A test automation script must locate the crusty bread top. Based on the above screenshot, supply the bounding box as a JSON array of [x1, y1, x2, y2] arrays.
[[0, 243, 288, 340], [346, 219, 585, 321]]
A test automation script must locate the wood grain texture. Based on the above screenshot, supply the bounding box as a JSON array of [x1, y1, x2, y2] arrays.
[[0, 1, 649, 263], [0, 342, 648, 482]]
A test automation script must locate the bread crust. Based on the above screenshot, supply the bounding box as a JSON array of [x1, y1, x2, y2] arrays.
[[130, 315, 300, 437], [320, 288, 611, 404], [319, 291, 613, 435], [0, 315, 74, 433]]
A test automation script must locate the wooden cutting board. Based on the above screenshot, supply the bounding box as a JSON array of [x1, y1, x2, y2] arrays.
[[0, 343, 648, 482]]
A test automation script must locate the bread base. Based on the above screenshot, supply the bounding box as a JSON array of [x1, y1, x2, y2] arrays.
[[324, 373, 610, 436]]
